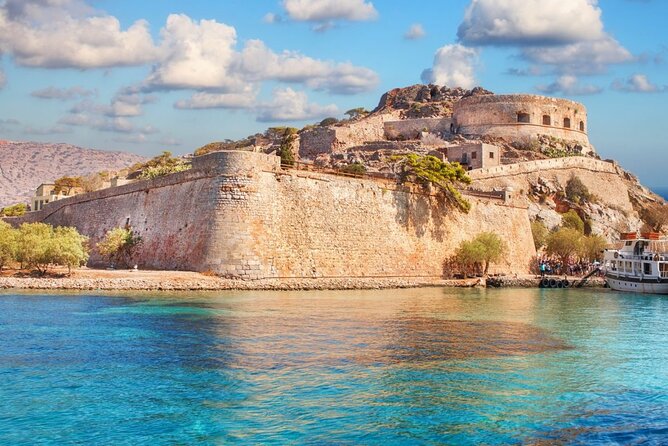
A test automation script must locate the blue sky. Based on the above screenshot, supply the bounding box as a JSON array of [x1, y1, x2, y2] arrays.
[[0, 0, 666, 186]]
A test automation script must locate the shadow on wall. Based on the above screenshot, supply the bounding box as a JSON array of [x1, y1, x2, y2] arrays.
[[392, 184, 447, 242]]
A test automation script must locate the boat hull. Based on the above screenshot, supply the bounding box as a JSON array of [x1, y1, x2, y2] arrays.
[[605, 274, 668, 294]]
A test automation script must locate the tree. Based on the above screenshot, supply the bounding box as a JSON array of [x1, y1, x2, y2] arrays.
[[97, 227, 142, 268], [565, 175, 591, 203], [277, 127, 298, 166], [15, 223, 89, 275], [530, 219, 548, 250], [561, 209, 585, 233], [0, 221, 18, 270], [579, 234, 607, 262], [344, 107, 369, 119], [319, 117, 338, 127], [640, 203, 668, 232], [546, 227, 583, 267], [52, 226, 89, 274], [454, 232, 507, 276], [0, 203, 27, 217], [392, 154, 472, 212], [53, 176, 84, 195]]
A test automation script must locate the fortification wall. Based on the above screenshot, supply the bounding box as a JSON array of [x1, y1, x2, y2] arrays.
[[5, 151, 536, 278], [454, 94, 591, 148], [384, 117, 452, 140], [299, 111, 401, 157]]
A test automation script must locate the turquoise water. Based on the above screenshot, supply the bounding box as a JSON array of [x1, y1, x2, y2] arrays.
[[1, 288, 667, 445]]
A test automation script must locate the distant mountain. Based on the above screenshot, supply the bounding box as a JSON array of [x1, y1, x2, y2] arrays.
[[0, 140, 147, 208]]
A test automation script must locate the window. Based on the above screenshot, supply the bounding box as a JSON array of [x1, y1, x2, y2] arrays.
[[579, 121, 585, 131], [564, 118, 571, 128], [471, 151, 477, 159], [489, 152, 494, 159], [517, 112, 530, 123], [644, 263, 652, 275], [542, 115, 551, 125]]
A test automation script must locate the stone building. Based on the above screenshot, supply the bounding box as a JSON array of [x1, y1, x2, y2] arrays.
[[452, 94, 592, 152], [446, 143, 500, 170], [31, 183, 74, 211]]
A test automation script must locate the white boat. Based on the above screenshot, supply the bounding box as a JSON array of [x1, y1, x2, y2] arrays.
[[603, 232, 668, 294]]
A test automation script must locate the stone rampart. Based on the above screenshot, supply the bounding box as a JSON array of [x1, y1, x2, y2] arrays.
[[384, 117, 452, 140], [5, 151, 536, 279], [469, 157, 618, 181], [454, 94, 591, 148]]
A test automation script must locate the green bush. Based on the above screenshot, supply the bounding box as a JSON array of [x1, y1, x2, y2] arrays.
[[15, 222, 89, 275], [561, 209, 585, 233], [97, 227, 142, 268], [565, 175, 591, 203], [340, 163, 366, 175], [1, 203, 27, 217], [454, 232, 507, 276], [530, 220, 548, 250], [0, 221, 17, 270]]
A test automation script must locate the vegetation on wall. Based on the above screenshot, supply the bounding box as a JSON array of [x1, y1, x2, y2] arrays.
[[130, 151, 190, 180], [276, 127, 298, 166], [565, 175, 593, 203], [392, 154, 472, 212], [450, 232, 507, 277], [97, 227, 143, 268], [339, 162, 366, 176], [0, 203, 27, 217]]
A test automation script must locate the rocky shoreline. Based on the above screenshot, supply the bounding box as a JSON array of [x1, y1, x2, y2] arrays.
[[0, 273, 605, 292]]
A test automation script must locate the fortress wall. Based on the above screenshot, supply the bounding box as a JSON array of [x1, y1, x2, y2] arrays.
[[454, 94, 590, 147], [384, 117, 453, 140], [5, 151, 535, 278], [209, 167, 536, 278]]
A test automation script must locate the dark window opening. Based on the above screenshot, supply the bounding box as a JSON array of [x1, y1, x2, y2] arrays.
[[542, 115, 551, 125], [644, 263, 652, 275], [489, 152, 494, 159], [517, 112, 530, 123], [564, 118, 571, 128], [579, 121, 585, 131], [471, 151, 477, 159]]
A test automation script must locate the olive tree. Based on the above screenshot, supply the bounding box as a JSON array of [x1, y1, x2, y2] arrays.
[[15, 223, 88, 275], [0, 221, 18, 270], [545, 227, 582, 267], [455, 232, 507, 276]]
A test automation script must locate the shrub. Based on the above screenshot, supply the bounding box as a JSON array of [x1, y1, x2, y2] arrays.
[[319, 117, 338, 127], [530, 219, 548, 250], [131, 151, 191, 179], [0, 221, 17, 270], [579, 234, 607, 262], [565, 175, 591, 203], [15, 223, 88, 275], [340, 163, 366, 175], [53, 176, 84, 195], [453, 232, 507, 276], [0, 203, 27, 217], [97, 227, 142, 268], [561, 209, 585, 233], [546, 227, 582, 266], [392, 154, 472, 212]]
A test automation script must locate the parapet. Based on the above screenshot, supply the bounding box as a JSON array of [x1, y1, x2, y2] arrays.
[[453, 94, 591, 149], [192, 150, 281, 175]]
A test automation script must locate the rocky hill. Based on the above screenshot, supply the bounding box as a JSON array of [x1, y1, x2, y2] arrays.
[[373, 84, 493, 118], [0, 140, 146, 207]]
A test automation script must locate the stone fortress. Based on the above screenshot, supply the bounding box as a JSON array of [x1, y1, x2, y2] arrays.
[[5, 85, 661, 283]]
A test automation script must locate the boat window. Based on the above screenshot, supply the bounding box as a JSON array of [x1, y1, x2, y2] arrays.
[[644, 263, 652, 275], [625, 241, 632, 246]]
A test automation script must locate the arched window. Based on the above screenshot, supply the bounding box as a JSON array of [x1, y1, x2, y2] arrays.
[[517, 112, 530, 123], [564, 118, 571, 128], [542, 115, 551, 126], [579, 121, 585, 131]]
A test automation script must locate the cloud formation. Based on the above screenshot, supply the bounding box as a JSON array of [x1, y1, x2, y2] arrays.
[[611, 74, 666, 93], [256, 88, 338, 122], [174, 88, 258, 110], [282, 0, 377, 22], [421, 44, 478, 89], [536, 75, 602, 95], [0, 0, 157, 68], [458, 0, 604, 46], [31, 86, 95, 100], [404, 24, 425, 40]]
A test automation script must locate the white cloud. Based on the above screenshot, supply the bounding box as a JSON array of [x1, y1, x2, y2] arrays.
[[282, 0, 378, 22], [458, 0, 604, 46], [256, 88, 338, 122], [58, 113, 138, 134], [536, 75, 602, 95], [145, 18, 378, 95], [0, 0, 158, 68], [31, 86, 95, 100], [263, 13, 282, 24], [612, 74, 666, 93], [174, 89, 257, 110], [521, 36, 633, 74], [421, 44, 478, 89], [404, 24, 425, 40], [108, 92, 157, 117]]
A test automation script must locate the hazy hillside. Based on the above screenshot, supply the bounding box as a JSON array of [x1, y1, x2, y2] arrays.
[[0, 140, 147, 208]]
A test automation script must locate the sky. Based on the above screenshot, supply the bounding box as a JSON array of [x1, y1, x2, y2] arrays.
[[0, 0, 666, 186]]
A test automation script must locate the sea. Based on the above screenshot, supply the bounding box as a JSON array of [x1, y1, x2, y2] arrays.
[[1, 288, 667, 445], [652, 187, 668, 201]]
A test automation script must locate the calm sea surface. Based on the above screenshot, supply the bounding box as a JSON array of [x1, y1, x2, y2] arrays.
[[1, 288, 667, 445]]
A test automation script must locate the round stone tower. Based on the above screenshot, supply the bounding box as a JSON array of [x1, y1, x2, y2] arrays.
[[453, 94, 591, 151]]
